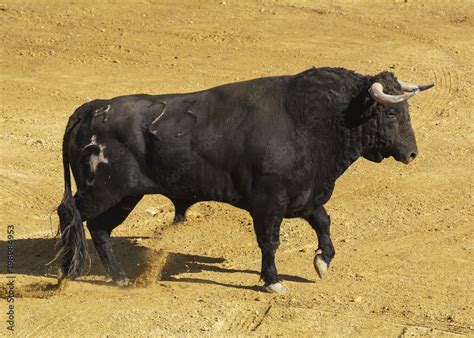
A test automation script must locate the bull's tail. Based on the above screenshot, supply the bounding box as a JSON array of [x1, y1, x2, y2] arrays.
[[54, 114, 89, 279]]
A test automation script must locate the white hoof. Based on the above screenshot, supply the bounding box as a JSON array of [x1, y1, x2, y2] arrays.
[[265, 282, 288, 294], [314, 249, 328, 279]]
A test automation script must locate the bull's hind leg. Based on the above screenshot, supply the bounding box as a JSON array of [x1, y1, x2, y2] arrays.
[[87, 195, 142, 286], [306, 206, 335, 278]]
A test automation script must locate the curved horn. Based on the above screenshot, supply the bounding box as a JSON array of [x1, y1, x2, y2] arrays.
[[398, 80, 435, 92], [369, 82, 416, 104]]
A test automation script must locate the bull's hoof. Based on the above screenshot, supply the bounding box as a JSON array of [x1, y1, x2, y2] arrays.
[[114, 276, 130, 287], [265, 282, 288, 294], [105, 275, 113, 283], [314, 249, 328, 279]]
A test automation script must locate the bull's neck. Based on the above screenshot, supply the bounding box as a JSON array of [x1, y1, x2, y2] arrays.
[[312, 117, 370, 181], [298, 119, 367, 183], [333, 123, 366, 178], [286, 68, 373, 179]]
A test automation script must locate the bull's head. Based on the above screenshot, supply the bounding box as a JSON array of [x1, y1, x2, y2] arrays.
[[360, 73, 434, 164]]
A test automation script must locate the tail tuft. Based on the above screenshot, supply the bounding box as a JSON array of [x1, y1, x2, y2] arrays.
[[56, 191, 88, 279]]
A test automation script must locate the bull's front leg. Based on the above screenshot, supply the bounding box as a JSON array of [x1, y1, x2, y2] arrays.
[[251, 212, 287, 294], [249, 176, 289, 293], [307, 206, 335, 278]]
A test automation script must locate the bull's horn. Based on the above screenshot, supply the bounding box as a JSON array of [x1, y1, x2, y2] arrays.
[[398, 80, 435, 92], [369, 82, 416, 104]]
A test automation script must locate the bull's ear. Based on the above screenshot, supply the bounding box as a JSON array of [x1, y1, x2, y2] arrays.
[[343, 89, 378, 128]]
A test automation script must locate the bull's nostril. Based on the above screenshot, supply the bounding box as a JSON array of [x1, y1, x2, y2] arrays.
[[409, 152, 418, 161]]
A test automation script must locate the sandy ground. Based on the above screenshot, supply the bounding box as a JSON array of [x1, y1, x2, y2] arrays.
[[1, 0, 473, 336]]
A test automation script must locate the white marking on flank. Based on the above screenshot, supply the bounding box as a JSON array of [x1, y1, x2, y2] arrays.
[[83, 135, 98, 149], [83, 135, 109, 173], [89, 144, 108, 173]]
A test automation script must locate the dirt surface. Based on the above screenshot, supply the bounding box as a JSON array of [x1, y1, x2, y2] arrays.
[[1, 0, 473, 336]]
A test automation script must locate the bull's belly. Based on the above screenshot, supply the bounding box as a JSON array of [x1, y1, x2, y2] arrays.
[[146, 144, 333, 216], [156, 172, 331, 219], [154, 164, 245, 204], [152, 166, 330, 218]]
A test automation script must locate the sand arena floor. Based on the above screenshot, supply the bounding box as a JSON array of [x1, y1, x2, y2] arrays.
[[0, 0, 473, 335]]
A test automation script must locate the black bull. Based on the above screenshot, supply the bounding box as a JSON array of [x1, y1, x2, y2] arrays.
[[55, 67, 433, 293]]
